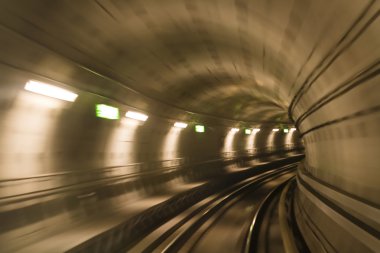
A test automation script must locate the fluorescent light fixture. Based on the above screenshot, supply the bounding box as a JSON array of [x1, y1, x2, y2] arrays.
[[284, 128, 289, 133], [290, 127, 297, 132], [245, 129, 252, 135], [96, 104, 119, 120], [195, 125, 205, 133], [24, 80, 78, 102], [253, 128, 261, 132], [272, 128, 280, 132], [231, 128, 239, 132], [125, 111, 148, 121], [174, 122, 188, 128]]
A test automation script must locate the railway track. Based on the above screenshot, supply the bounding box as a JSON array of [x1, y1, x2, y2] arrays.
[[128, 162, 300, 253]]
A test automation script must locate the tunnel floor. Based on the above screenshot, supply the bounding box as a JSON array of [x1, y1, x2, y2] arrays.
[[1, 154, 307, 253]]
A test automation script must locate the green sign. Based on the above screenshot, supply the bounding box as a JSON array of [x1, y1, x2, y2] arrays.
[[195, 125, 205, 133], [96, 104, 120, 120]]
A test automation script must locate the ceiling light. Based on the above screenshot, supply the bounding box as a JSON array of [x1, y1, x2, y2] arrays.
[[125, 111, 148, 121], [174, 122, 188, 128], [24, 80, 78, 102]]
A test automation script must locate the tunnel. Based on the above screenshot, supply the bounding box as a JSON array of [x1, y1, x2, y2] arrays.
[[0, 0, 379, 252]]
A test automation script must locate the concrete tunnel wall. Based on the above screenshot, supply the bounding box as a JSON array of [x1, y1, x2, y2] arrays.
[[0, 67, 301, 178], [286, 2, 380, 252], [0, 62, 302, 251], [0, 0, 379, 252]]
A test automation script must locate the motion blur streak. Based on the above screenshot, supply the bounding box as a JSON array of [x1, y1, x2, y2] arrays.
[[223, 128, 239, 158], [0, 0, 378, 252], [245, 129, 258, 154], [104, 118, 140, 167], [162, 127, 182, 161], [285, 128, 297, 148]]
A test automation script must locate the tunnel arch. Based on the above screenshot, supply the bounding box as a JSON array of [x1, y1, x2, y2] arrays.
[[0, 0, 379, 252]]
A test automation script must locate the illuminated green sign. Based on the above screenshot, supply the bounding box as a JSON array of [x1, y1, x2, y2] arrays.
[[245, 129, 252, 135], [283, 128, 289, 133], [195, 125, 205, 133], [96, 104, 120, 120]]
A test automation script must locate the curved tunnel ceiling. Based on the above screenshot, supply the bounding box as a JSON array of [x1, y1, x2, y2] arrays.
[[0, 0, 378, 125], [0, 0, 341, 123], [0, 1, 379, 252]]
